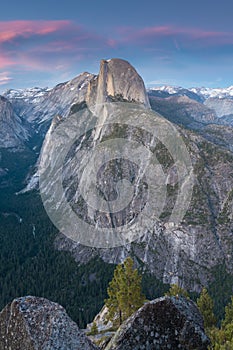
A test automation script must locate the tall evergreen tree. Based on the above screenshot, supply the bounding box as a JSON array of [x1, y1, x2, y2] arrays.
[[208, 296, 233, 348], [105, 257, 145, 326], [222, 296, 233, 329], [197, 288, 216, 330], [165, 284, 189, 299]]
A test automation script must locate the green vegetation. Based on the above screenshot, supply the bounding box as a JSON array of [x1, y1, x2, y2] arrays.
[[208, 265, 233, 322], [0, 148, 116, 328], [218, 189, 233, 224], [207, 297, 233, 349], [105, 257, 145, 326], [163, 285, 233, 348], [1, 145, 233, 342], [87, 321, 99, 336], [69, 101, 88, 114], [165, 283, 190, 299], [0, 146, 169, 330], [197, 288, 216, 329]]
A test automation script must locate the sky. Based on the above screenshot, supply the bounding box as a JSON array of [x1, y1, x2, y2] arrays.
[[0, 0, 233, 91]]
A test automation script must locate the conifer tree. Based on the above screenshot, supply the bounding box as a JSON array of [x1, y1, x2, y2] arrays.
[[165, 283, 189, 299], [208, 296, 233, 348], [197, 288, 216, 330], [90, 321, 98, 335], [105, 257, 145, 326], [222, 296, 233, 329]]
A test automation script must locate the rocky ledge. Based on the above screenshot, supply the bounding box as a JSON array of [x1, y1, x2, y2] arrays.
[[0, 295, 210, 349], [0, 296, 98, 350], [105, 296, 210, 350]]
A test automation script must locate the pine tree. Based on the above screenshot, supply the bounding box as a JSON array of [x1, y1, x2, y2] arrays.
[[222, 296, 233, 329], [208, 296, 233, 349], [105, 263, 123, 325], [165, 284, 189, 299], [197, 288, 216, 330], [105, 257, 145, 326], [90, 321, 98, 335]]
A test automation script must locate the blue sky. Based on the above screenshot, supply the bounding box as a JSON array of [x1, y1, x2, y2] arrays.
[[0, 0, 233, 91]]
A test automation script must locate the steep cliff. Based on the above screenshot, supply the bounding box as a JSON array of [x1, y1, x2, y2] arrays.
[[0, 96, 29, 148], [86, 59, 150, 109], [205, 97, 233, 124], [2, 58, 233, 295], [4, 72, 94, 126], [37, 59, 233, 291]]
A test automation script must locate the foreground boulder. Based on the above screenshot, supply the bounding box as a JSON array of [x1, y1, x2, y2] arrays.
[[105, 296, 210, 350], [0, 296, 98, 350]]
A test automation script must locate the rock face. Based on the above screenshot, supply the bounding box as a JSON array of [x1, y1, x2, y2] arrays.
[[149, 94, 218, 126], [148, 89, 233, 152], [86, 59, 150, 109], [53, 119, 233, 291], [3, 58, 233, 292], [0, 296, 98, 350], [0, 96, 29, 148], [205, 97, 233, 118], [105, 296, 210, 350], [4, 72, 94, 126], [149, 85, 233, 126], [204, 97, 233, 125], [2, 59, 150, 145], [86, 305, 113, 333], [38, 59, 233, 291]]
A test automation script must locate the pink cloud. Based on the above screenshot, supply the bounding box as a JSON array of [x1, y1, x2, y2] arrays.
[[107, 39, 118, 48], [0, 20, 71, 44], [1, 20, 232, 89], [116, 25, 233, 47], [0, 55, 16, 69], [0, 20, 104, 72]]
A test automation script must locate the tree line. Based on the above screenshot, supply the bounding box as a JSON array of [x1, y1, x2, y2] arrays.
[[102, 257, 233, 349]]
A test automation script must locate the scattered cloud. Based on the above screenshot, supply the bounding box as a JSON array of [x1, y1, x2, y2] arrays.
[[115, 25, 233, 48], [0, 72, 12, 86], [0, 20, 110, 72], [0, 21, 232, 89], [0, 20, 71, 44], [147, 79, 180, 87]]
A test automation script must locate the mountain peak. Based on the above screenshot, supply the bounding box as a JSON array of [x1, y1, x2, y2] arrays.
[[86, 58, 150, 109]]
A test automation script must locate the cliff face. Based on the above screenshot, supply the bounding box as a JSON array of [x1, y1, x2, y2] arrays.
[[0, 96, 29, 148], [149, 94, 218, 126], [2, 58, 233, 293], [0, 296, 98, 350], [205, 97, 233, 124], [4, 72, 94, 126], [86, 59, 150, 109], [38, 58, 233, 291]]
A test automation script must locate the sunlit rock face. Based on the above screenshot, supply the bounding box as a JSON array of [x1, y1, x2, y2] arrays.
[[38, 58, 233, 292], [86, 58, 150, 109]]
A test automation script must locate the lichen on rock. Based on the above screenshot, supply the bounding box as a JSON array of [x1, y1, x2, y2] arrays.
[[105, 296, 210, 350], [0, 296, 98, 350]]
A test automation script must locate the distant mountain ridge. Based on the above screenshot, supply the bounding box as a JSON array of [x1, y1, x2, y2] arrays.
[[1, 79, 232, 151], [148, 85, 233, 127], [149, 85, 233, 99]]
